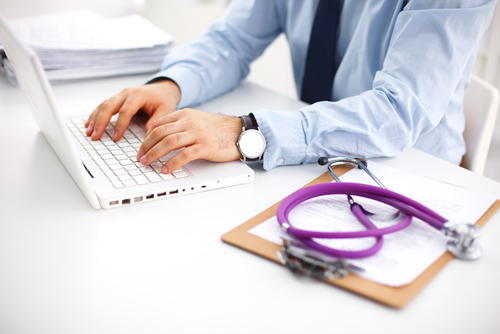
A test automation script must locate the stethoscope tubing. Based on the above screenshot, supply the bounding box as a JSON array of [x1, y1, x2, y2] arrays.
[[277, 182, 448, 240], [296, 202, 387, 259]]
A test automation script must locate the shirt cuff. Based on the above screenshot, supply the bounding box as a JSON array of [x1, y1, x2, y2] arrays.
[[253, 109, 307, 170]]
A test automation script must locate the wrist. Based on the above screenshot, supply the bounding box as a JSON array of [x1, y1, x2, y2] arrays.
[[149, 78, 181, 106]]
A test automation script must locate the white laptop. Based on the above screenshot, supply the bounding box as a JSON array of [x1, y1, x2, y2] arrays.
[[0, 14, 254, 209]]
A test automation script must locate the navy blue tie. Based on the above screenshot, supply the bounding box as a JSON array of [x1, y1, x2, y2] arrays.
[[301, 0, 342, 104]]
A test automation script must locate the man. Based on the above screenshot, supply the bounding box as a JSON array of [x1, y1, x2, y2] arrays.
[[85, 0, 497, 174]]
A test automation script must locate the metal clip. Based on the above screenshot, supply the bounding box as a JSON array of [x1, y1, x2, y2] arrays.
[[442, 222, 482, 260], [277, 238, 363, 280]]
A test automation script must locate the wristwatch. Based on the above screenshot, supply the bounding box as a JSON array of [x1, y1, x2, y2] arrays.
[[237, 113, 266, 162]]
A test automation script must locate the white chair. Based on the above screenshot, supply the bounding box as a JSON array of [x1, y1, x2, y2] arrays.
[[461, 74, 500, 175]]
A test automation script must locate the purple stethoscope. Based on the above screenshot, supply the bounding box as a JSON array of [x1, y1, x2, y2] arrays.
[[276, 157, 482, 279]]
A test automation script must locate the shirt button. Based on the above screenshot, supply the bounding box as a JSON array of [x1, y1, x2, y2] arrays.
[[276, 157, 284, 166]]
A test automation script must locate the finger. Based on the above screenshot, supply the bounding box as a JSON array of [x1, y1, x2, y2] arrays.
[[162, 145, 204, 174], [85, 109, 98, 136], [138, 121, 175, 160], [138, 127, 193, 166], [85, 103, 107, 136], [84, 112, 93, 128], [142, 112, 178, 142], [144, 104, 170, 132], [90, 95, 126, 140], [112, 96, 149, 141]]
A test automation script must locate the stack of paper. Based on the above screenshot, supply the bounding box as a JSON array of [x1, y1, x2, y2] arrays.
[[0, 10, 173, 85]]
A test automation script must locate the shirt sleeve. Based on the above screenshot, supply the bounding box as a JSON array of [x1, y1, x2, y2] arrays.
[[148, 0, 282, 109], [255, 0, 497, 170]]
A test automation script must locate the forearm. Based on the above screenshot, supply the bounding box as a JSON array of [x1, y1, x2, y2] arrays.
[[253, 88, 422, 171]]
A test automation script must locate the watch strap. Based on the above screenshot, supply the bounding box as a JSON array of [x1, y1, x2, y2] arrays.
[[240, 113, 259, 131], [238, 113, 264, 162]]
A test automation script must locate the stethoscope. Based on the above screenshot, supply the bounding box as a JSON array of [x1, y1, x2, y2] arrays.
[[276, 157, 482, 278]]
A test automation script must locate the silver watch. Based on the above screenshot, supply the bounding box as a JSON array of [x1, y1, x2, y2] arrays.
[[237, 114, 266, 162]]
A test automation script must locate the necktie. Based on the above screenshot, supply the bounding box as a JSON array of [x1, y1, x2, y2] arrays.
[[301, 0, 342, 104]]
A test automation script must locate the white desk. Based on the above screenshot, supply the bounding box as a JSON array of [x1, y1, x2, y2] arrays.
[[1, 74, 500, 334]]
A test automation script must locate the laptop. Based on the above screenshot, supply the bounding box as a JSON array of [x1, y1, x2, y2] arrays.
[[0, 14, 254, 209]]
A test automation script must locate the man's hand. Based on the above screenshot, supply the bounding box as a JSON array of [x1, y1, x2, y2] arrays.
[[85, 79, 181, 141], [137, 109, 243, 174]]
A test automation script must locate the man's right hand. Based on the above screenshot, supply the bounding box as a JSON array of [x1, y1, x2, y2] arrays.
[[85, 78, 181, 141]]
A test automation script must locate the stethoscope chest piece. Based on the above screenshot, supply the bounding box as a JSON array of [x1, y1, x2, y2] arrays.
[[443, 222, 483, 260]]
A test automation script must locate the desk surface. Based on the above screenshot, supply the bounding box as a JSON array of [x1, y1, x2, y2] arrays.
[[1, 74, 500, 334]]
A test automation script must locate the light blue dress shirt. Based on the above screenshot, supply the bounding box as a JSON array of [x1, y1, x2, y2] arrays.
[[150, 0, 497, 170]]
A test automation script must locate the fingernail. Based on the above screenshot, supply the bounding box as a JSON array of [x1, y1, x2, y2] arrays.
[[92, 129, 97, 138], [112, 131, 118, 141], [161, 166, 169, 174], [140, 156, 148, 165]]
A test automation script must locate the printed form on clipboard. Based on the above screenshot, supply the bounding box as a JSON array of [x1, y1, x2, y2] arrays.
[[249, 161, 497, 287]]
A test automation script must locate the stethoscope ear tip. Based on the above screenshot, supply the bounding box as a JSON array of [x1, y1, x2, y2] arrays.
[[318, 157, 329, 165]]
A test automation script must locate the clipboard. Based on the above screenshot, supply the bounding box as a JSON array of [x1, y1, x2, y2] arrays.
[[221, 166, 500, 308]]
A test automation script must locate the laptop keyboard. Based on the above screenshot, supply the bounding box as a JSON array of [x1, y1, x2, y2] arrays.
[[65, 117, 191, 189]]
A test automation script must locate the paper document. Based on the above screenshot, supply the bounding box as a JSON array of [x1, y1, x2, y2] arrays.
[[5, 11, 171, 50], [0, 10, 173, 84], [250, 162, 496, 286]]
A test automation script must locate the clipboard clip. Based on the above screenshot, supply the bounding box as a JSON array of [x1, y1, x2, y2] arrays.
[[442, 222, 482, 260], [277, 238, 364, 280]]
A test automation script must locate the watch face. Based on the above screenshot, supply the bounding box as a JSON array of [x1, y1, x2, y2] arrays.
[[239, 129, 266, 158]]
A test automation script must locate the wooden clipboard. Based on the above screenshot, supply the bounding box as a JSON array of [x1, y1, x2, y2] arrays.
[[221, 166, 500, 308]]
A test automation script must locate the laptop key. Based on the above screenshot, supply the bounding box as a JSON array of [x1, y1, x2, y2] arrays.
[[113, 181, 124, 189], [109, 176, 119, 183], [120, 159, 133, 166], [173, 170, 189, 178], [108, 163, 122, 171], [124, 164, 137, 171], [125, 151, 137, 158], [122, 179, 137, 187], [129, 169, 142, 176], [160, 173, 175, 181], [104, 171, 115, 177], [114, 169, 128, 176], [133, 175, 149, 185], [118, 174, 132, 181], [144, 172, 162, 183]]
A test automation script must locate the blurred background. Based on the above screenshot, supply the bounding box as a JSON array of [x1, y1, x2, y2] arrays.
[[1, 0, 499, 181]]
